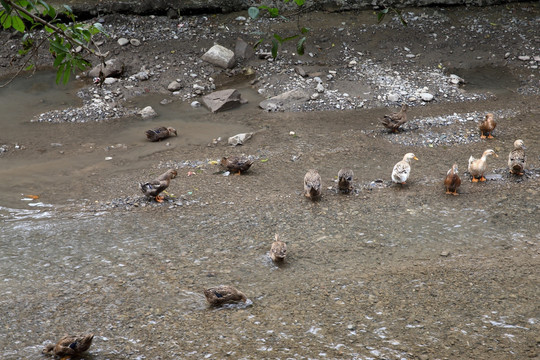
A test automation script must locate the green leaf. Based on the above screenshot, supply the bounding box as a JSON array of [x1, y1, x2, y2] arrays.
[[62, 62, 72, 84], [63, 4, 73, 13], [294, 0, 305, 5], [1, 13, 12, 29], [53, 52, 66, 67], [92, 22, 106, 34], [273, 33, 283, 44], [268, 7, 279, 17], [55, 63, 65, 84], [300, 27, 310, 34], [253, 38, 264, 49], [282, 34, 299, 42], [44, 25, 54, 33], [392, 8, 407, 26], [248, 6, 259, 19], [297, 36, 306, 55], [25, 64, 35, 71], [271, 38, 278, 59], [11, 15, 25, 32]]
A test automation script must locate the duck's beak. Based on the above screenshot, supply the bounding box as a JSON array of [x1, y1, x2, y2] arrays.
[[494, 153, 499, 158], [413, 156, 418, 160]]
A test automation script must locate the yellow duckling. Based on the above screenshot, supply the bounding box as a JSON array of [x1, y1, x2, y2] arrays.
[[381, 104, 409, 133], [391, 153, 418, 185], [304, 169, 322, 200], [204, 285, 247, 307], [444, 163, 461, 195], [468, 149, 498, 182], [508, 139, 526, 175], [337, 168, 354, 193], [479, 113, 496, 139], [270, 233, 287, 262], [43, 333, 94, 357]]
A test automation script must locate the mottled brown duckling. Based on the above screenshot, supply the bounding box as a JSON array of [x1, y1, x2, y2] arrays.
[[468, 149, 498, 182], [43, 333, 94, 357], [145, 126, 177, 142], [479, 113, 496, 139], [221, 156, 253, 175], [204, 285, 247, 307], [391, 153, 418, 185], [304, 169, 322, 200], [139, 169, 177, 202], [337, 168, 354, 193], [381, 104, 409, 133], [270, 234, 287, 262], [444, 163, 461, 195], [508, 139, 526, 176]]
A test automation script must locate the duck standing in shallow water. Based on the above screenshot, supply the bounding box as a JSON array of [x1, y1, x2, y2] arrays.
[[337, 168, 354, 193], [479, 113, 496, 139], [304, 169, 322, 200], [508, 139, 526, 176], [139, 169, 177, 202], [391, 153, 418, 185], [381, 104, 409, 133], [204, 285, 247, 307], [43, 333, 94, 357], [145, 126, 177, 142], [468, 149, 498, 182], [444, 163, 461, 195], [270, 234, 287, 262]]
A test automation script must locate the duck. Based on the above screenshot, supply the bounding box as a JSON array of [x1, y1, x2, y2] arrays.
[[508, 139, 526, 175], [381, 104, 409, 133], [204, 285, 247, 307], [221, 156, 253, 175], [139, 169, 177, 202], [391, 153, 418, 185], [444, 163, 461, 195], [270, 234, 287, 262], [145, 126, 177, 142], [304, 169, 322, 200], [337, 168, 354, 193], [43, 333, 94, 357], [468, 149, 498, 182], [479, 113, 496, 139]]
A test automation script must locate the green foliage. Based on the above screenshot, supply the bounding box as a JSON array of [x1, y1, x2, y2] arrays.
[[377, 7, 407, 26], [0, 0, 106, 84], [248, 1, 309, 59]]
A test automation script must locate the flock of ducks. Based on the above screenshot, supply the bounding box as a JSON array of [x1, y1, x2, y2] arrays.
[[42, 109, 529, 358]]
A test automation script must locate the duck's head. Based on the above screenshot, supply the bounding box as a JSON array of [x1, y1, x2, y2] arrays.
[[448, 163, 459, 175], [167, 169, 178, 179], [513, 139, 526, 150], [401, 104, 409, 111], [167, 127, 178, 136], [483, 149, 498, 158], [403, 153, 418, 162]]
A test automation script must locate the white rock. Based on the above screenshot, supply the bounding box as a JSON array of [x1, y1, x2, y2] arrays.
[[104, 77, 117, 85], [504, 52, 511, 59], [310, 93, 319, 100], [168, 81, 182, 92], [228, 133, 252, 146], [193, 84, 205, 91], [190, 101, 201, 108], [313, 76, 322, 84], [518, 55, 530, 61], [406, 54, 416, 58], [201, 44, 236, 69], [420, 93, 434, 101], [316, 83, 325, 93], [130, 39, 141, 46], [533, 56, 540, 62], [117, 38, 129, 46], [235, 16, 247, 21], [387, 93, 399, 102], [138, 106, 157, 119], [348, 60, 357, 66]]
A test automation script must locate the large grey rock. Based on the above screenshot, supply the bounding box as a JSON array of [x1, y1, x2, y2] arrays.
[[168, 80, 183, 91], [235, 38, 253, 60], [138, 106, 157, 119], [201, 44, 236, 69], [202, 89, 246, 113], [88, 58, 124, 78], [259, 88, 310, 112]]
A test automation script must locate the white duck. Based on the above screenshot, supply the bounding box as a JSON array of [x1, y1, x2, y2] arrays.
[[468, 149, 498, 182], [392, 153, 418, 185]]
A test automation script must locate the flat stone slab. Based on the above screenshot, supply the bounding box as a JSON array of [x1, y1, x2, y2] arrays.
[[259, 88, 310, 112], [88, 58, 124, 78], [201, 44, 236, 69], [202, 89, 246, 113]]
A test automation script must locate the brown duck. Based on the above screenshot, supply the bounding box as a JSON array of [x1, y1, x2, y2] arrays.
[[139, 169, 177, 202], [444, 163, 461, 195], [204, 285, 247, 307], [221, 156, 253, 175], [145, 126, 177, 142], [337, 168, 354, 193], [508, 139, 526, 175], [479, 113, 496, 139], [304, 169, 322, 200], [270, 234, 287, 262], [381, 104, 409, 132], [43, 333, 94, 358]]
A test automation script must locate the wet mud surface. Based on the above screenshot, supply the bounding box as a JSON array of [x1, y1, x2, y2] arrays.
[[1, 3, 540, 360]]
